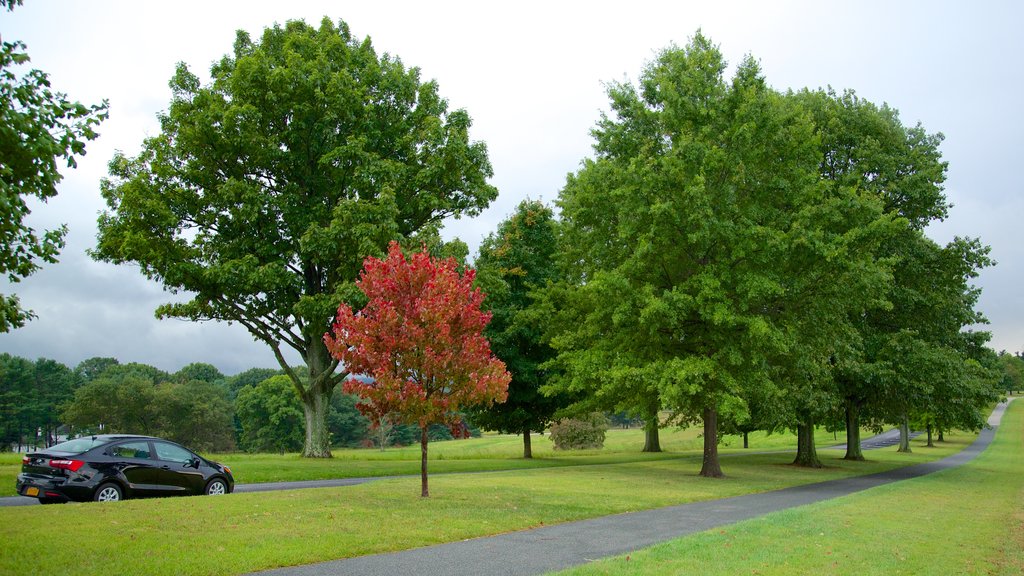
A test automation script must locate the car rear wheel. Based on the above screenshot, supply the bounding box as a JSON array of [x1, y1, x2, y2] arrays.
[[94, 483, 123, 502], [205, 478, 227, 496]]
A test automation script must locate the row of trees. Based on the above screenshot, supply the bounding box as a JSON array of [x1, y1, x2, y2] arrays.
[[2, 7, 1005, 478], [469, 35, 1003, 477]]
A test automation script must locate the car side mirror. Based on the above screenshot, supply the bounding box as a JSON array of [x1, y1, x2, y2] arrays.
[[186, 457, 201, 469]]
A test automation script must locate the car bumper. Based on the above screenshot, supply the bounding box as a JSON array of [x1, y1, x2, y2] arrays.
[[16, 474, 91, 502]]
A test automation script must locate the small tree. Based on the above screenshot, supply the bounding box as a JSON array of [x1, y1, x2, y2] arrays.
[[325, 242, 510, 496]]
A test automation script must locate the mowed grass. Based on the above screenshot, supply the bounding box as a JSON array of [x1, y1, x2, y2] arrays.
[[182, 424, 850, 485], [0, 428, 973, 576], [555, 401, 1024, 576], [0, 424, 923, 496]]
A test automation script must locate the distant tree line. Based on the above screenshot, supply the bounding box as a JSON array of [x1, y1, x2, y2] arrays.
[[0, 353, 481, 453]]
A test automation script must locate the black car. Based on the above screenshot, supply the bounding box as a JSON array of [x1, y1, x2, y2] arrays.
[[16, 434, 234, 504]]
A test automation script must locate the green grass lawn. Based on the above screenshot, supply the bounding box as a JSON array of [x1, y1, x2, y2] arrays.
[[555, 401, 1024, 576], [0, 424, 925, 496], [0, 426, 974, 576], [176, 424, 851, 485]]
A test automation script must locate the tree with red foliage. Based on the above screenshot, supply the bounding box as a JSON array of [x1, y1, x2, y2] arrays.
[[325, 242, 510, 496]]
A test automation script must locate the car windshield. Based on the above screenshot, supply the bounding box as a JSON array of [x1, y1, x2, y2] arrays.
[[45, 437, 108, 455]]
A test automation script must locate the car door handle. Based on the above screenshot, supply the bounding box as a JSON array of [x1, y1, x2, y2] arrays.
[[161, 465, 171, 470]]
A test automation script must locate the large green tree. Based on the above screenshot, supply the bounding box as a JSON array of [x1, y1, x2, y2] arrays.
[[470, 200, 569, 458], [868, 234, 995, 452], [793, 89, 955, 461], [93, 18, 496, 457], [0, 0, 107, 331], [545, 34, 887, 477]]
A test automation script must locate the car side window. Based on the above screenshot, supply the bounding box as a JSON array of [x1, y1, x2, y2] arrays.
[[154, 442, 193, 464], [110, 441, 152, 459]]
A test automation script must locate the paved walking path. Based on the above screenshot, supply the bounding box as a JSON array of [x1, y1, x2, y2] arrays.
[[253, 399, 1015, 576]]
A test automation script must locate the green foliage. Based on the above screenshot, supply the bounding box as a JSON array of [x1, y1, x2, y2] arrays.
[[546, 33, 898, 475], [172, 362, 225, 384], [73, 357, 119, 383], [0, 354, 76, 449], [235, 375, 370, 452], [226, 367, 281, 396], [471, 200, 570, 447], [235, 375, 304, 453], [0, 2, 107, 330], [327, 391, 370, 447], [154, 379, 235, 451], [549, 413, 609, 450], [92, 17, 497, 457], [998, 352, 1024, 392], [61, 361, 235, 451], [792, 88, 995, 451]]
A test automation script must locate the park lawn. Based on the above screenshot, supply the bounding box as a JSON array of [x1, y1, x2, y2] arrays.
[[0, 425, 909, 496], [554, 401, 1024, 576], [0, 431, 971, 576], [188, 424, 846, 485]]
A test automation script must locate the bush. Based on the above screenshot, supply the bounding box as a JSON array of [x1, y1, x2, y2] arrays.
[[549, 413, 609, 450]]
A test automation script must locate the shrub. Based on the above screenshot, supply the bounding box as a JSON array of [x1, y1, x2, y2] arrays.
[[549, 413, 609, 450]]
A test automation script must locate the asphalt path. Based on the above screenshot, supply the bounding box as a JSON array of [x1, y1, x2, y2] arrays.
[[249, 399, 1015, 576], [828, 427, 923, 450]]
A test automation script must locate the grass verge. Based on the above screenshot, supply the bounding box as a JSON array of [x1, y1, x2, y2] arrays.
[[0, 430, 972, 576], [553, 401, 1024, 576]]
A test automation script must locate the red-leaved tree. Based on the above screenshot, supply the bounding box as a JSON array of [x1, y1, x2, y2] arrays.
[[324, 242, 510, 497]]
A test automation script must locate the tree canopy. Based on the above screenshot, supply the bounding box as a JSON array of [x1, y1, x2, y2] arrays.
[[92, 17, 496, 457], [545, 34, 893, 476], [0, 0, 107, 331], [326, 242, 510, 496], [470, 200, 569, 458]]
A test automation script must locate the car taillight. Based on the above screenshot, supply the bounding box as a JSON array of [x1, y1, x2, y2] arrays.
[[22, 456, 29, 466], [49, 459, 85, 472]]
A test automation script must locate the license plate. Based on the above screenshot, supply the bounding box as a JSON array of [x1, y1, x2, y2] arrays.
[[25, 487, 39, 497]]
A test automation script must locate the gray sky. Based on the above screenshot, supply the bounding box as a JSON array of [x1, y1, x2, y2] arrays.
[[1, 1, 1021, 375]]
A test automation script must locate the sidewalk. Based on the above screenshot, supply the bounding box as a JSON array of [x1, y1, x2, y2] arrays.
[[253, 400, 1014, 576]]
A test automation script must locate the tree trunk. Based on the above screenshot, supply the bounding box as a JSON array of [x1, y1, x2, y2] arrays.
[[295, 339, 339, 458], [642, 394, 662, 452], [843, 400, 864, 461], [420, 425, 430, 498], [938, 429, 945, 442], [699, 406, 724, 478], [300, 386, 333, 458], [743, 431, 749, 449], [642, 417, 662, 453], [926, 422, 934, 447], [523, 429, 533, 459], [897, 413, 912, 453], [793, 421, 823, 468]]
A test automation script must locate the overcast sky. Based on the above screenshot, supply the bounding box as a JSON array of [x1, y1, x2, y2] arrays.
[[1, 1, 1021, 375]]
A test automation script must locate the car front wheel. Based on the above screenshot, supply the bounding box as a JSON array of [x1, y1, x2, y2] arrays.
[[205, 478, 227, 496], [94, 483, 123, 502]]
